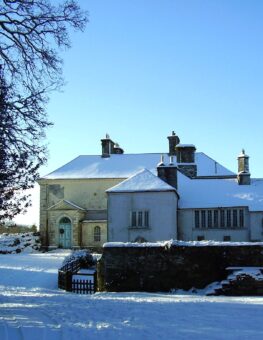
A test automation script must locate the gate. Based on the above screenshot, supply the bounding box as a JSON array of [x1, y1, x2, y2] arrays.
[[72, 273, 97, 294], [58, 259, 97, 294]]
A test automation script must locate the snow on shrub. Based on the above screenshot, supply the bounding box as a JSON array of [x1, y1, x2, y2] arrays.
[[0, 232, 40, 254], [62, 249, 95, 268]]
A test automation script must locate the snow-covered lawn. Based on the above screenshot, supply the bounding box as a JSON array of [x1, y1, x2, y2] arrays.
[[1, 251, 263, 339]]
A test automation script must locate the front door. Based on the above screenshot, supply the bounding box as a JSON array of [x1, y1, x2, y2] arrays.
[[59, 217, 72, 248]]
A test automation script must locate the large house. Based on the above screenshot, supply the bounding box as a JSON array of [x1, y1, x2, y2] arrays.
[[38, 132, 263, 249]]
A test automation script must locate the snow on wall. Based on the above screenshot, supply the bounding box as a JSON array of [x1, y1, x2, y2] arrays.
[[98, 241, 263, 292], [104, 239, 263, 248]]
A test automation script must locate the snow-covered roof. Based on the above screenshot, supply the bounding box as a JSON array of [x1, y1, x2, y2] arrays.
[[41, 152, 235, 180], [178, 172, 263, 211], [106, 169, 177, 193]]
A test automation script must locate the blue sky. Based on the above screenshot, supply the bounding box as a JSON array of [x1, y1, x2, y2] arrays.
[[16, 0, 263, 225]]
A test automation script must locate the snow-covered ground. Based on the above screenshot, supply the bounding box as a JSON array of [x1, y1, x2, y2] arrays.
[[1, 251, 263, 339]]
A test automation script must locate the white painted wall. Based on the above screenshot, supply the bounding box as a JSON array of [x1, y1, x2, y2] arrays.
[[107, 191, 178, 242], [250, 212, 263, 241]]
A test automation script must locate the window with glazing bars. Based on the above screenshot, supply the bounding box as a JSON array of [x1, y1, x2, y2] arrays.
[[213, 210, 218, 228], [201, 211, 206, 228], [239, 210, 244, 227], [94, 226, 101, 242], [233, 210, 237, 227], [227, 210, 231, 227], [131, 211, 150, 228], [195, 211, 200, 228]]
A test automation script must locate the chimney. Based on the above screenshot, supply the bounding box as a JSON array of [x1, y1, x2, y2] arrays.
[[176, 144, 197, 178], [113, 143, 124, 154], [237, 149, 251, 185], [157, 155, 178, 188], [101, 134, 115, 157], [167, 131, 180, 156]]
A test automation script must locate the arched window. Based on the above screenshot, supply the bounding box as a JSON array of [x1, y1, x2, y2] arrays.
[[94, 226, 101, 242], [134, 236, 147, 243], [59, 217, 71, 224]]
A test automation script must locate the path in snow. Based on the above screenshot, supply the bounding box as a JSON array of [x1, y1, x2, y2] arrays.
[[1, 251, 263, 339]]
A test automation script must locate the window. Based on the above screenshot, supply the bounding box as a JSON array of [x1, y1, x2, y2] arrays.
[[94, 226, 101, 242], [220, 210, 225, 228], [144, 211, 149, 227], [227, 210, 231, 227], [223, 236, 231, 242], [134, 236, 147, 243], [208, 211, 212, 228], [59, 217, 71, 224], [130, 211, 150, 228], [194, 208, 245, 229], [197, 235, 204, 241], [131, 212, 137, 227], [239, 210, 244, 227], [213, 210, 218, 228], [201, 211, 206, 228], [138, 211, 143, 227], [195, 211, 200, 228], [233, 210, 237, 227]]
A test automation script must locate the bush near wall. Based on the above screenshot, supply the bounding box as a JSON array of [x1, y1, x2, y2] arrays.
[[97, 241, 263, 292]]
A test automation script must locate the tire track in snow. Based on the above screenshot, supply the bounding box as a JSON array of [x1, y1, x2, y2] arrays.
[[0, 315, 24, 340], [0, 319, 8, 340], [40, 309, 64, 340]]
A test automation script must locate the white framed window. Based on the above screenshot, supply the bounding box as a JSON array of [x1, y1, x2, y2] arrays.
[[195, 211, 200, 228], [94, 226, 101, 242], [239, 210, 244, 227], [213, 210, 218, 228], [130, 211, 150, 228], [144, 211, 149, 227], [227, 210, 231, 227], [220, 210, 225, 228], [131, 212, 137, 227], [201, 211, 206, 228], [194, 208, 245, 229], [233, 210, 238, 227]]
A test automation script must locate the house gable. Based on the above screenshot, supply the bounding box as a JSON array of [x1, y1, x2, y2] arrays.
[[47, 199, 86, 211], [107, 168, 177, 193]]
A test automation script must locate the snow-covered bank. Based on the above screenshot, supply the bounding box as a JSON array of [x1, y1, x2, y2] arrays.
[[1, 251, 263, 339], [0, 232, 40, 254]]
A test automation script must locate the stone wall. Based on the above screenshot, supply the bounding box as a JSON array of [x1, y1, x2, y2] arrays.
[[97, 243, 263, 292]]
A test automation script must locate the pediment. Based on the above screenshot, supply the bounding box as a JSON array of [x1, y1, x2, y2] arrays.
[[48, 199, 85, 211]]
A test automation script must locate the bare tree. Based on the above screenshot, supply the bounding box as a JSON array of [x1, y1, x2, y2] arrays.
[[0, 0, 88, 221]]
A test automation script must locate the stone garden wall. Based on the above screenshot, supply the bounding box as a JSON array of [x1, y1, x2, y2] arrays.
[[97, 241, 263, 292]]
